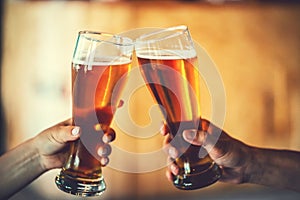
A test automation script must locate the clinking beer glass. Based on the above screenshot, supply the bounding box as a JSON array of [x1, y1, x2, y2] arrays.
[[55, 31, 133, 196], [135, 26, 222, 190]]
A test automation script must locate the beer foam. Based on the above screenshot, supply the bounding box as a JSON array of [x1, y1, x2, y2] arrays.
[[73, 56, 131, 66], [136, 49, 197, 60]]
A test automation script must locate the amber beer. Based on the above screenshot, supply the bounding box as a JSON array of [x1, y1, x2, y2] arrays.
[[55, 60, 131, 195], [137, 54, 222, 190], [72, 61, 129, 173], [55, 31, 133, 196]]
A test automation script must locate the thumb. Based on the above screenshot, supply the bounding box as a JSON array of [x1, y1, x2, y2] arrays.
[[182, 129, 206, 146], [49, 126, 80, 145]]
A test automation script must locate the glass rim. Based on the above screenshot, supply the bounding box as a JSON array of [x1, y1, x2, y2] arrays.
[[135, 25, 189, 44], [78, 30, 134, 46]]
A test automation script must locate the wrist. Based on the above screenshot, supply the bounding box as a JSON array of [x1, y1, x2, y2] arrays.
[[31, 136, 48, 173], [243, 146, 264, 185]]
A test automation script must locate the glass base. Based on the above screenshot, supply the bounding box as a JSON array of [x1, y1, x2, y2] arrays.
[[55, 172, 106, 196], [173, 162, 222, 190]]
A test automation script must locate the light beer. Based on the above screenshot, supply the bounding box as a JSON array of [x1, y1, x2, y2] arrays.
[[55, 60, 131, 195], [137, 53, 222, 189]]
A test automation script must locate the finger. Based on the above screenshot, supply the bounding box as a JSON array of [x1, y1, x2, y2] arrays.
[[182, 129, 206, 146], [163, 134, 172, 146], [183, 127, 224, 157], [50, 125, 80, 144], [100, 157, 109, 166], [166, 170, 173, 182], [169, 163, 179, 176], [183, 119, 227, 148], [183, 119, 234, 162], [166, 156, 179, 175], [102, 128, 116, 143], [71, 127, 80, 137], [165, 157, 178, 181], [200, 119, 232, 158], [160, 123, 169, 136], [168, 146, 179, 159], [97, 144, 112, 157], [163, 135, 179, 159]]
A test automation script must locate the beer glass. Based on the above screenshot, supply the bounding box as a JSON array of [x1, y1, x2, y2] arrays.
[[55, 31, 133, 196], [135, 26, 222, 190]]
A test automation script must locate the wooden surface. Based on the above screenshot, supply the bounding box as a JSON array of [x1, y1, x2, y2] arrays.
[[2, 1, 300, 199]]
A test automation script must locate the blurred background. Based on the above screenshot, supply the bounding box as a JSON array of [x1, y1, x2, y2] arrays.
[[1, 0, 300, 199]]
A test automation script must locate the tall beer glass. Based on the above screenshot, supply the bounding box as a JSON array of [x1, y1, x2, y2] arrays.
[[55, 31, 133, 196], [135, 26, 222, 190]]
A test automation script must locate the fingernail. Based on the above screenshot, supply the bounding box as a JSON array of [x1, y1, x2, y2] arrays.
[[103, 135, 112, 143], [170, 164, 175, 171], [198, 147, 208, 158], [98, 147, 107, 156], [168, 147, 177, 158], [183, 129, 197, 141], [71, 127, 80, 136], [170, 165, 178, 174], [101, 157, 109, 166]]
